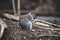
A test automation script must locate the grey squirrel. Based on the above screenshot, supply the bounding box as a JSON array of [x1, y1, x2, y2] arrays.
[[19, 12, 37, 31]]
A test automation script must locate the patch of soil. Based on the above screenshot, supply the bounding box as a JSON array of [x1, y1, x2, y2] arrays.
[[0, 19, 60, 40]]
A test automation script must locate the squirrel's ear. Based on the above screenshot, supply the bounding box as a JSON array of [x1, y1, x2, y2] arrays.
[[28, 12, 31, 15], [28, 11, 33, 15]]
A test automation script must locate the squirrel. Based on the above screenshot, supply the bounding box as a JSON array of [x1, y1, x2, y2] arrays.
[[19, 12, 37, 31]]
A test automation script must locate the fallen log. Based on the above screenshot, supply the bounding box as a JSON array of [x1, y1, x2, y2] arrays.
[[0, 13, 19, 21]]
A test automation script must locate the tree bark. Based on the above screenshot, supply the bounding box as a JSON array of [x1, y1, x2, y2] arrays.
[[12, 0, 16, 15], [17, 0, 21, 16]]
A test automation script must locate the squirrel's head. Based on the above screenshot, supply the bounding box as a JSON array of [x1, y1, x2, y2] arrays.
[[28, 12, 37, 19]]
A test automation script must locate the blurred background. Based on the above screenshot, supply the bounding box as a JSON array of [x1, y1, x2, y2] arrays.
[[0, 0, 60, 24]]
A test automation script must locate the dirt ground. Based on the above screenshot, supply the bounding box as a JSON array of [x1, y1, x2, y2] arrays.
[[0, 18, 60, 40]]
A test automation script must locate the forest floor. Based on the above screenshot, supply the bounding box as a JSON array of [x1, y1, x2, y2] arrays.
[[1, 18, 60, 40]]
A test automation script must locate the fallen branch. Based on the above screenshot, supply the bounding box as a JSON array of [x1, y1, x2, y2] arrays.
[[0, 18, 7, 39], [37, 19, 60, 28], [0, 13, 19, 21], [34, 22, 50, 27], [33, 24, 60, 31]]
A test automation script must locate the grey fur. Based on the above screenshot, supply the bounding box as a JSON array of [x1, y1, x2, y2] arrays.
[[19, 12, 36, 31], [20, 18, 32, 30]]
